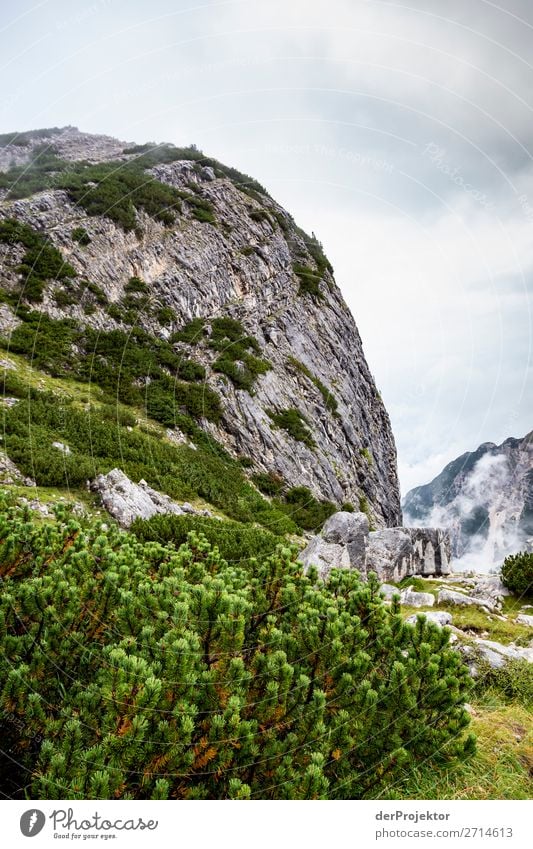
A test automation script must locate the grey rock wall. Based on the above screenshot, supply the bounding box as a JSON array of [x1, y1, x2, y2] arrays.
[[0, 127, 402, 527]]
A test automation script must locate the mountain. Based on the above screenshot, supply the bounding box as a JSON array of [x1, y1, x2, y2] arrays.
[[0, 126, 401, 528], [403, 431, 533, 569]]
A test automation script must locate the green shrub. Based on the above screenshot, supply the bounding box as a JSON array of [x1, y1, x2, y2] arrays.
[[0, 386, 294, 532], [252, 471, 285, 497], [501, 551, 533, 597], [86, 282, 108, 304], [0, 501, 474, 799], [0, 145, 69, 198], [268, 407, 315, 448], [475, 658, 533, 709], [156, 306, 175, 325], [0, 218, 76, 301], [360, 447, 373, 465], [209, 318, 270, 391], [131, 513, 283, 565], [277, 486, 336, 531], [342, 502, 355, 512], [71, 227, 91, 246], [287, 357, 338, 414], [124, 276, 148, 294], [293, 263, 323, 299], [171, 317, 206, 344], [52, 287, 77, 307], [57, 160, 184, 232]]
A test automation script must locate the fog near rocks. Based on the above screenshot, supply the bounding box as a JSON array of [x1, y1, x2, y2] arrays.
[[404, 438, 533, 573]]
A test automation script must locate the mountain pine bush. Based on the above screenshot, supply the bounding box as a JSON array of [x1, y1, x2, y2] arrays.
[[501, 551, 533, 597], [0, 497, 474, 799]]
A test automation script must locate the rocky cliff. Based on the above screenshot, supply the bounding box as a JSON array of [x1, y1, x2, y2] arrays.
[[0, 127, 401, 526], [403, 431, 533, 568]]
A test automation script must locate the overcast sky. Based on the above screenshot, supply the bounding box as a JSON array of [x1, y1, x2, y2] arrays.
[[1, 0, 532, 494]]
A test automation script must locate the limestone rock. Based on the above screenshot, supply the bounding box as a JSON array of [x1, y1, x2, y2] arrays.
[[469, 575, 511, 604], [380, 583, 399, 600], [366, 528, 413, 582], [299, 510, 368, 581], [0, 127, 402, 527], [366, 526, 451, 582], [516, 613, 533, 627], [473, 638, 533, 668], [91, 468, 186, 528], [437, 587, 498, 613], [0, 451, 36, 487], [406, 611, 452, 627], [400, 588, 435, 607], [52, 441, 71, 455]]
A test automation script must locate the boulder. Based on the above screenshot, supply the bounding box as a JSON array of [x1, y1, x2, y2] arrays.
[[299, 511, 368, 581], [91, 468, 185, 528], [406, 611, 452, 627], [469, 575, 511, 605], [366, 528, 413, 582], [408, 528, 452, 575], [473, 638, 533, 669], [400, 588, 435, 607], [516, 614, 533, 627], [380, 583, 399, 601], [52, 441, 71, 455], [0, 451, 35, 487], [366, 526, 451, 582], [437, 587, 498, 613], [301, 511, 452, 583]]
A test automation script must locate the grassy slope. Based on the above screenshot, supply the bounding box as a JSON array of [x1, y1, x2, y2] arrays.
[[389, 576, 533, 799], [381, 694, 532, 800]]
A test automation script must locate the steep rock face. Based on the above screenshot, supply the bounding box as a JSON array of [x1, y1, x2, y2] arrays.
[[403, 432, 533, 567], [0, 127, 401, 526]]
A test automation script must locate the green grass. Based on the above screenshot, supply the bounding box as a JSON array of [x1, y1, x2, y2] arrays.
[[382, 695, 533, 799], [400, 600, 532, 646]]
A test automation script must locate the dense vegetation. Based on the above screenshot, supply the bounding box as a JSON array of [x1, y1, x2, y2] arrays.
[[0, 497, 474, 799], [0, 378, 297, 533], [268, 407, 315, 448], [0, 218, 76, 301], [501, 551, 533, 598]]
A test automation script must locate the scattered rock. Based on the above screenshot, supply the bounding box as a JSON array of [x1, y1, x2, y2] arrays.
[[90, 468, 210, 528], [299, 511, 369, 581], [0, 451, 36, 487], [516, 614, 533, 627], [469, 575, 511, 605], [406, 610, 452, 627], [52, 441, 71, 455], [437, 587, 498, 613], [473, 638, 533, 668], [380, 583, 399, 600], [400, 587, 435, 607]]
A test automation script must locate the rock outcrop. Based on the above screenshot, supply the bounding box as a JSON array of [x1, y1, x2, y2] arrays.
[[299, 510, 452, 582], [437, 587, 499, 613], [0, 451, 35, 487], [0, 127, 402, 528], [403, 430, 533, 567], [91, 468, 210, 528], [298, 511, 369, 581], [366, 526, 451, 582]]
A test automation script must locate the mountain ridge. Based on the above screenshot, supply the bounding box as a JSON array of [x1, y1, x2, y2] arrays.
[[403, 430, 533, 569], [0, 126, 401, 527]]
